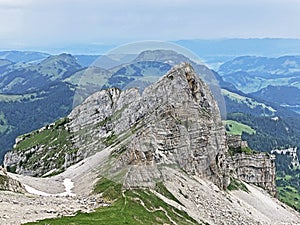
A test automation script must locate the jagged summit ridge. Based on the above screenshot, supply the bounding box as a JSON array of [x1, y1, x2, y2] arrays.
[[5, 63, 226, 187], [69, 62, 227, 187]]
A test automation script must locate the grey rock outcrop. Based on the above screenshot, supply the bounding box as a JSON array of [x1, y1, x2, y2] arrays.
[[68, 62, 227, 188], [227, 152, 277, 196], [226, 134, 248, 149], [0, 167, 25, 193], [2, 62, 298, 224], [226, 134, 277, 196]]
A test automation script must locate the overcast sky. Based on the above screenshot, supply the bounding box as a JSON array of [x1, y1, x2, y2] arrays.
[[1, 0, 300, 51]]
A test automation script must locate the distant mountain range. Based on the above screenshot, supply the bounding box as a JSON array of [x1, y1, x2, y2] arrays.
[[251, 85, 300, 110], [4, 38, 300, 67], [0, 51, 50, 63], [218, 56, 300, 92], [216, 55, 300, 114], [0, 49, 299, 163]]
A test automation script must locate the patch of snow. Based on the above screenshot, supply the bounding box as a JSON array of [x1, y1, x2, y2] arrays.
[[24, 178, 76, 197], [24, 184, 51, 196], [62, 178, 76, 197]]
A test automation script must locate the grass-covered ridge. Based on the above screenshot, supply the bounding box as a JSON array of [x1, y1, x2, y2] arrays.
[[7, 117, 76, 175], [221, 89, 276, 114], [224, 120, 256, 136], [15, 117, 71, 151], [155, 181, 183, 205], [25, 177, 201, 225]]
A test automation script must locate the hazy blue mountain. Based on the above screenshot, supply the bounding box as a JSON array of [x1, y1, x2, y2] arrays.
[[218, 56, 300, 93], [105, 61, 172, 90], [0, 51, 50, 63], [102, 50, 220, 94], [251, 85, 300, 113], [175, 38, 300, 70], [75, 54, 140, 69], [0, 53, 81, 94], [103, 50, 189, 90], [133, 49, 193, 65], [92, 55, 132, 69], [0, 59, 14, 74], [74, 55, 99, 67], [0, 59, 13, 67], [219, 56, 300, 76], [107, 53, 137, 64]]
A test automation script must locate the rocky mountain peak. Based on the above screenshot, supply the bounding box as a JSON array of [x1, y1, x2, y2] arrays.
[[170, 62, 212, 107], [67, 62, 228, 188], [5, 62, 227, 188]]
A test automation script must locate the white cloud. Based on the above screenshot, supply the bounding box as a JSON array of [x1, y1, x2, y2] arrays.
[[1, 0, 300, 49]]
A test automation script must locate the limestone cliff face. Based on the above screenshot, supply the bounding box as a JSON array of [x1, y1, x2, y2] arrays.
[[227, 153, 276, 196], [226, 135, 277, 196], [68, 62, 227, 188]]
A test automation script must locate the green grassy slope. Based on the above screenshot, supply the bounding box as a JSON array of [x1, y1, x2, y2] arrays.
[[224, 120, 256, 135], [25, 178, 201, 225]]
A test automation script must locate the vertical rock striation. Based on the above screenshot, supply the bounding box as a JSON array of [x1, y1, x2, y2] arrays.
[[112, 63, 228, 188]]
